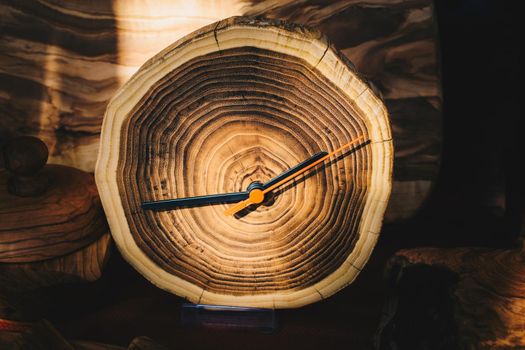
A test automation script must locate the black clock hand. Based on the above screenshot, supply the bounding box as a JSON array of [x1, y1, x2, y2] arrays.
[[225, 136, 368, 216], [142, 192, 248, 210], [262, 151, 328, 189], [142, 151, 327, 211]]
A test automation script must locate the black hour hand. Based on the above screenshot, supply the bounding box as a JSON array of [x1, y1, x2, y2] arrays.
[[142, 192, 248, 211]]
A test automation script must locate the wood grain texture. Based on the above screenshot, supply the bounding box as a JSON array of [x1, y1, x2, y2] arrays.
[[243, 0, 441, 221], [0, 0, 244, 172], [96, 17, 393, 308], [377, 243, 525, 349], [0, 165, 108, 263], [0, 0, 440, 222], [0, 232, 112, 293], [0, 135, 111, 292]]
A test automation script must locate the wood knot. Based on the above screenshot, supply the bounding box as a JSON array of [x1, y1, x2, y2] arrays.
[[3, 136, 49, 197]]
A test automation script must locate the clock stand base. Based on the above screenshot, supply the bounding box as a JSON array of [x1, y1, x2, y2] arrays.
[[180, 303, 277, 333]]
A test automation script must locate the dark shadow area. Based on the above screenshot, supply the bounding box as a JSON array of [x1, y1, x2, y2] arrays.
[[372, 2, 523, 348], [375, 260, 459, 350], [385, 0, 522, 249]]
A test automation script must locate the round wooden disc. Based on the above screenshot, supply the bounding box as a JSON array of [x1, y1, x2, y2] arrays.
[[96, 17, 393, 308]]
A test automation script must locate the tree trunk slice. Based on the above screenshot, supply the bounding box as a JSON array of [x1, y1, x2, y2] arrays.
[[376, 243, 525, 349], [96, 17, 393, 308], [0, 0, 440, 223], [0, 165, 108, 263]]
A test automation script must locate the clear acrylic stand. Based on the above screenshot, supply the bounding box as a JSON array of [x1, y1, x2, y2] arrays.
[[180, 303, 277, 333]]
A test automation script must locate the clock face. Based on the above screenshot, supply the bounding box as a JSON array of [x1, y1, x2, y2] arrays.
[[96, 17, 392, 308]]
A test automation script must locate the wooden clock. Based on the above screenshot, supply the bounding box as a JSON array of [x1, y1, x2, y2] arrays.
[[96, 17, 393, 308]]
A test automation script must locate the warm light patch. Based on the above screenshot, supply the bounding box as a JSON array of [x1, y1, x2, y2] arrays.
[[111, 0, 246, 82]]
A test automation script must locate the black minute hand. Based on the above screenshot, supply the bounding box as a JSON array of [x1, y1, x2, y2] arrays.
[[262, 151, 328, 189], [141, 150, 328, 211], [142, 192, 248, 211]]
